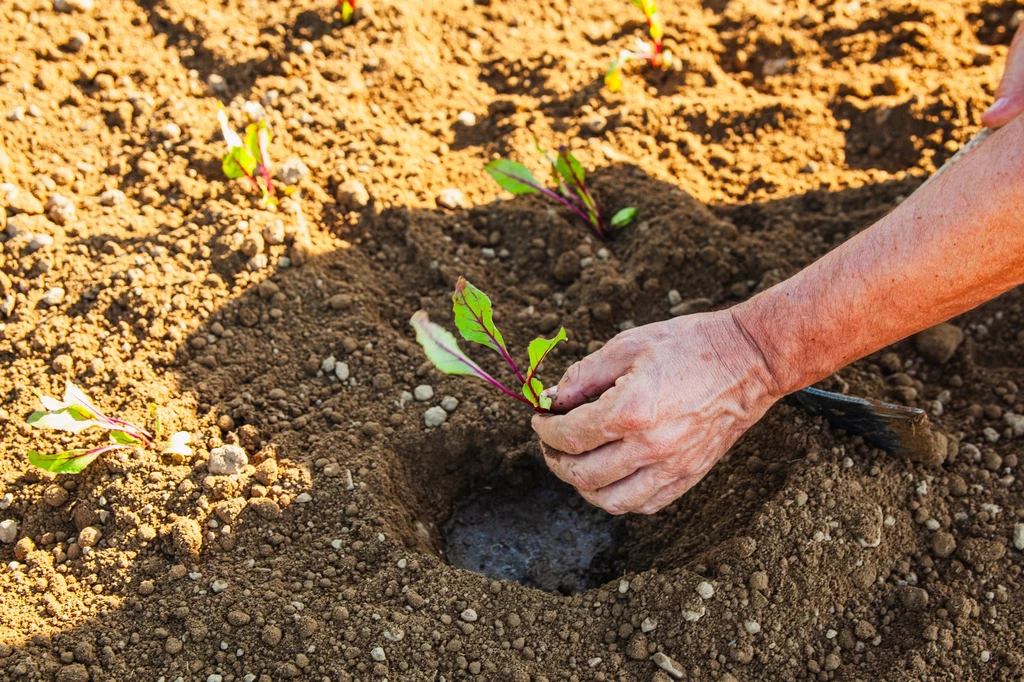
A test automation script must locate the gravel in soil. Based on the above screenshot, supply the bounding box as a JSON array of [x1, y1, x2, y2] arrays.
[[3, 0, 1024, 680]]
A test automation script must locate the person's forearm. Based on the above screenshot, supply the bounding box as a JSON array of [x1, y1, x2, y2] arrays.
[[734, 116, 1024, 396]]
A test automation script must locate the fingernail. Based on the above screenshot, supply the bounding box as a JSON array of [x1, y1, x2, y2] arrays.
[[541, 386, 558, 399], [984, 96, 1009, 120]]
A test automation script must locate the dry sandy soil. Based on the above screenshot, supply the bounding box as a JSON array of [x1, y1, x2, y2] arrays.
[[3, 0, 1024, 680]]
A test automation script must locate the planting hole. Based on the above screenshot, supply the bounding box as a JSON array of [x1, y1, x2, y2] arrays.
[[442, 460, 624, 594]]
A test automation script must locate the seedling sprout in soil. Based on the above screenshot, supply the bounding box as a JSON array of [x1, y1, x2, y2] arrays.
[[25, 381, 192, 474], [218, 104, 292, 208], [486, 141, 637, 240], [411, 277, 567, 412], [605, 0, 672, 92], [338, 0, 356, 23]]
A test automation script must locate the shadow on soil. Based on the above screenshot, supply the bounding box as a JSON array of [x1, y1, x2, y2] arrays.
[[1, 163, 930, 679]]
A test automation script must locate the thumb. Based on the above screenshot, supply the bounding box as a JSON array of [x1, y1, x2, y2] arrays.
[[545, 338, 635, 412], [983, 23, 1024, 128]]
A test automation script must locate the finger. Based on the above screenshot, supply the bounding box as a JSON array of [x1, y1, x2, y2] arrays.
[[983, 23, 1024, 128], [543, 439, 647, 492], [635, 475, 701, 514], [531, 389, 624, 455], [578, 466, 672, 515], [546, 337, 636, 412]]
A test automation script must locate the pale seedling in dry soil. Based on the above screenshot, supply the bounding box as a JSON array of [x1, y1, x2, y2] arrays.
[[605, 0, 672, 92], [25, 381, 192, 474], [486, 140, 637, 240], [411, 277, 567, 412]]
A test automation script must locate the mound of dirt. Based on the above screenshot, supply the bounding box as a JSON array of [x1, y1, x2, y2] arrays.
[[2, 0, 1024, 680]]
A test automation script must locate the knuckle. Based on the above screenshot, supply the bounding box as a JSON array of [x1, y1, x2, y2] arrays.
[[567, 465, 597, 492]]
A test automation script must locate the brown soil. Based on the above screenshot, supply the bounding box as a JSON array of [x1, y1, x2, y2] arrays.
[[2, 0, 1024, 680]]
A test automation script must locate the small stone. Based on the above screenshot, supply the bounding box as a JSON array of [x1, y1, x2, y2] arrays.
[[1014, 524, 1024, 551], [460, 608, 478, 622], [437, 188, 465, 210], [932, 531, 957, 558], [45, 194, 75, 225], [52, 354, 73, 374], [915, 323, 964, 364], [667, 289, 682, 306], [295, 492, 313, 503], [441, 396, 459, 412], [99, 189, 126, 206], [641, 617, 657, 633], [6, 107, 25, 122], [42, 287, 65, 306], [1004, 412, 1024, 437], [651, 652, 685, 679], [207, 73, 227, 94], [240, 232, 265, 257], [277, 158, 310, 185], [456, 111, 476, 126], [158, 122, 181, 140], [54, 0, 93, 12], [681, 604, 705, 622], [263, 219, 286, 245], [171, 518, 203, 558], [0, 519, 18, 543], [78, 526, 102, 547], [13, 537, 34, 561], [586, 114, 607, 133], [414, 385, 434, 401], [228, 610, 251, 626], [743, 620, 761, 634], [262, 625, 282, 646], [67, 31, 90, 52], [370, 647, 386, 662], [335, 362, 350, 381], [321, 355, 337, 373], [26, 234, 54, 253], [208, 444, 247, 475], [5, 185, 44, 214], [43, 484, 69, 507], [254, 459, 278, 486], [56, 663, 89, 682], [696, 581, 714, 599], [336, 179, 370, 208], [138, 579, 155, 595], [901, 586, 929, 611], [211, 579, 228, 593], [424, 406, 447, 428]]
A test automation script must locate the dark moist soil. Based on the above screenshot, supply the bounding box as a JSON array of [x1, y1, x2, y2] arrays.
[[3, 0, 1024, 681]]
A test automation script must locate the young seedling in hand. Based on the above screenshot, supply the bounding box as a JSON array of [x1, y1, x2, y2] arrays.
[[411, 277, 567, 412], [26, 381, 192, 474], [338, 0, 356, 24], [218, 105, 290, 207], [486, 141, 637, 240], [605, 0, 672, 92]]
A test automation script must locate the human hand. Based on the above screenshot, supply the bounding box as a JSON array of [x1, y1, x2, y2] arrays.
[[983, 22, 1024, 128], [531, 310, 783, 514]]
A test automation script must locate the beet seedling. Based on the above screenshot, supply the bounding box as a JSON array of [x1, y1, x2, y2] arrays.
[[26, 381, 192, 474], [605, 0, 671, 92], [338, 0, 356, 23], [486, 141, 636, 240], [411, 277, 567, 412], [218, 106, 282, 207]]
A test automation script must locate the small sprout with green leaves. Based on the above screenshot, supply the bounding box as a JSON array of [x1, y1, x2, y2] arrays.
[[605, 0, 671, 92], [26, 381, 192, 474], [486, 140, 636, 240], [218, 105, 292, 207], [411, 277, 567, 412]]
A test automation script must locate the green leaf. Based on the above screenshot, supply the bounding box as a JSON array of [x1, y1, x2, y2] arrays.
[[110, 430, 143, 446], [521, 327, 567, 409], [611, 207, 638, 228], [605, 56, 626, 93], [341, 0, 354, 23], [410, 311, 491, 378], [243, 122, 262, 162], [28, 406, 108, 434], [485, 160, 542, 195], [28, 449, 97, 474], [648, 10, 664, 41], [555, 148, 585, 191], [223, 147, 257, 180], [451, 277, 508, 355]]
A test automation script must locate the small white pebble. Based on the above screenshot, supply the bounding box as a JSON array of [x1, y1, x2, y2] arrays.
[[696, 581, 714, 600], [743, 620, 761, 634], [460, 608, 478, 622], [211, 580, 228, 594], [295, 493, 312, 503], [371, 647, 386, 662], [414, 385, 434, 401], [618, 579, 630, 594], [641, 617, 657, 633]]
